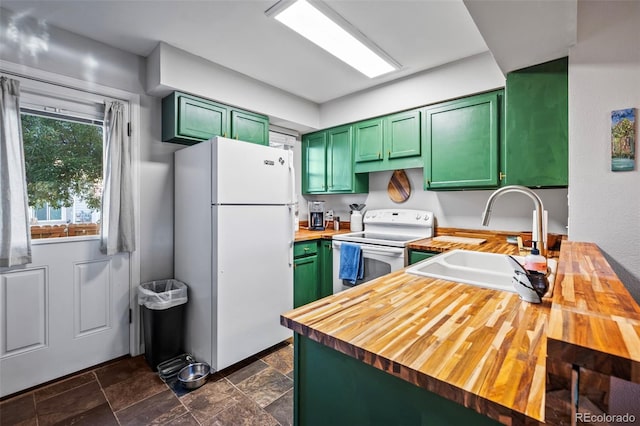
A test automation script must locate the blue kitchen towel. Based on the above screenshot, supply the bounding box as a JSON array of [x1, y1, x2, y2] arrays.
[[339, 243, 364, 285]]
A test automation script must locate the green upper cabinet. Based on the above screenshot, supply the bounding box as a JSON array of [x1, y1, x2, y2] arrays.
[[423, 91, 501, 190], [302, 132, 328, 193], [385, 110, 421, 159], [230, 109, 269, 146], [302, 126, 368, 195], [502, 57, 568, 187], [354, 118, 384, 163], [162, 92, 227, 144], [354, 109, 422, 173], [161, 91, 269, 146], [327, 125, 355, 192]]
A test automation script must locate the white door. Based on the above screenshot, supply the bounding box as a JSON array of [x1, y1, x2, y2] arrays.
[[0, 238, 130, 397], [0, 75, 133, 398]]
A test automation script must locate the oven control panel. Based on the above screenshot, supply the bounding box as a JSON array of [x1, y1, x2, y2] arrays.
[[364, 209, 434, 226]]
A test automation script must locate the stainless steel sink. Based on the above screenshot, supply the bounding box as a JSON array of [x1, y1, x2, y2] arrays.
[[406, 249, 557, 294]]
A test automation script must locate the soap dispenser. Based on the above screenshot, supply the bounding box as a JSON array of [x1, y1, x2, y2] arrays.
[[524, 242, 547, 274]]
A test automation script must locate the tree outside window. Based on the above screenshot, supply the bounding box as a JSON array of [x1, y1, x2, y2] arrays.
[[21, 113, 103, 230]]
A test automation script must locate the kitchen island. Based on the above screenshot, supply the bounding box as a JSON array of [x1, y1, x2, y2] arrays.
[[281, 233, 640, 425]]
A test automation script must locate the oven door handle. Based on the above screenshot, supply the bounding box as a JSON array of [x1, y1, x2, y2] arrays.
[[333, 241, 405, 256]]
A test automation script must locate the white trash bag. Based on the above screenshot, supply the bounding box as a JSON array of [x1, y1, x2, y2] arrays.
[[138, 280, 188, 310]]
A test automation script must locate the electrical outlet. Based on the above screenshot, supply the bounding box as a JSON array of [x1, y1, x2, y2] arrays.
[[326, 210, 334, 221]]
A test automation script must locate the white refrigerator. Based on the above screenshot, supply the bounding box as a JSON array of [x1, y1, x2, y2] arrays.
[[174, 137, 294, 371]]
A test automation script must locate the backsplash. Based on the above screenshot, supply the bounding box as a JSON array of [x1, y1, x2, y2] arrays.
[[301, 168, 568, 235]]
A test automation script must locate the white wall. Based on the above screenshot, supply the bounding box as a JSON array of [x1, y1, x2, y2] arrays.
[[146, 42, 320, 132], [0, 8, 178, 284], [320, 52, 505, 128], [300, 51, 567, 236], [568, 0, 640, 301], [303, 168, 568, 236]]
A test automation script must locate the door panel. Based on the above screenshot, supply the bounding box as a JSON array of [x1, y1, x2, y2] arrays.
[[0, 240, 130, 397], [294, 255, 319, 308], [1, 268, 47, 356], [178, 95, 227, 140], [74, 259, 112, 336], [230, 110, 269, 145], [354, 118, 384, 163], [302, 133, 327, 193], [424, 92, 499, 189], [215, 205, 293, 370], [386, 110, 421, 159], [503, 58, 568, 186], [327, 125, 353, 192]]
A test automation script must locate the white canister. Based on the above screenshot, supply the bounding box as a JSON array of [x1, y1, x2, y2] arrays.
[[350, 211, 363, 232]]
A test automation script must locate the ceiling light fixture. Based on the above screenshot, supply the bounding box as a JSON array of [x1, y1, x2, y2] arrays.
[[266, 0, 400, 78]]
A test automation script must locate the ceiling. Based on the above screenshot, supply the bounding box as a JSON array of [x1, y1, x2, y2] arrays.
[[1, 0, 576, 105]]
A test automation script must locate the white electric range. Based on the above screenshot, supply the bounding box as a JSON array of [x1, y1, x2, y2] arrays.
[[332, 209, 434, 293]]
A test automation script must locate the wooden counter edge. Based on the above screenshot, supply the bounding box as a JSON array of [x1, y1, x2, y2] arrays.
[[280, 315, 538, 426]]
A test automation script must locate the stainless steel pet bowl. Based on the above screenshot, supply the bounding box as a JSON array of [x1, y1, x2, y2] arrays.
[[177, 362, 210, 389]]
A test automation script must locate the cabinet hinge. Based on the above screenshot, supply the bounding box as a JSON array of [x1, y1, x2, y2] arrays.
[[129, 308, 132, 324], [127, 122, 132, 137], [499, 172, 506, 181]]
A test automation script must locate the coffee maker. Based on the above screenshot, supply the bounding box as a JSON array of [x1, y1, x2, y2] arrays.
[[308, 201, 326, 230]]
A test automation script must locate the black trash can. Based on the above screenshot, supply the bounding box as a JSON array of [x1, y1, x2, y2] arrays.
[[138, 280, 188, 370]]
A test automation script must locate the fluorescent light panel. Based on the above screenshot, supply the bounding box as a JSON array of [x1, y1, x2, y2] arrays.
[[269, 0, 398, 78]]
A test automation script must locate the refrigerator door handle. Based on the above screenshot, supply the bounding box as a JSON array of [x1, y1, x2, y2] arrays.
[[289, 205, 294, 267], [287, 149, 296, 267]]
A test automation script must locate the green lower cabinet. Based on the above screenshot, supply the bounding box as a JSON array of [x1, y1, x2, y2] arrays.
[[502, 57, 568, 187], [293, 240, 333, 308], [318, 240, 333, 298], [294, 254, 319, 309], [294, 335, 501, 426], [423, 91, 501, 190], [408, 249, 439, 265], [230, 109, 269, 146]]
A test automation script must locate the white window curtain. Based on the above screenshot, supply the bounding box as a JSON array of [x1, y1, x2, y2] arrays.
[[0, 77, 32, 267], [100, 101, 135, 255]]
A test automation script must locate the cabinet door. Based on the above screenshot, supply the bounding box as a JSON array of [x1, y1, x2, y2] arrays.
[[423, 92, 499, 190], [318, 240, 333, 298], [327, 125, 353, 192], [302, 132, 327, 194], [294, 254, 319, 308], [385, 110, 421, 159], [354, 118, 384, 163], [503, 57, 568, 187], [408, 250, 437, 265], [230, 109, 269, 146], [178, 94, 227, 140]]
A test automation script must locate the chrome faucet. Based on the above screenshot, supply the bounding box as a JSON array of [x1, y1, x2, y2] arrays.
[[481, 185, 546, 256]]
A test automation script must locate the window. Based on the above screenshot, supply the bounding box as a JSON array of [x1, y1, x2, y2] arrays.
[[16, 79, 109, 239]]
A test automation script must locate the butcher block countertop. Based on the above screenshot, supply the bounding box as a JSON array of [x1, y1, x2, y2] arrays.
[[281, 231, 640, 424], [294, 227, 351, 242]]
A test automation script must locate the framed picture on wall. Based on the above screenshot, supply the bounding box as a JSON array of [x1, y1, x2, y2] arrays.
[[611, 108, 636, 171]]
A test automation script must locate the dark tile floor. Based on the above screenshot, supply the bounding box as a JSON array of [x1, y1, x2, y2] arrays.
[[0, 341, 294, 426]]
